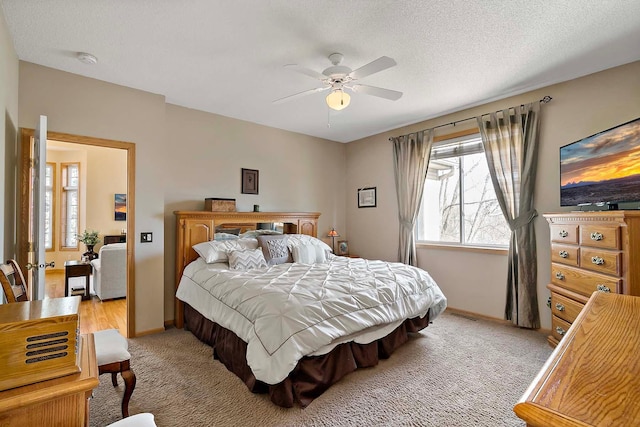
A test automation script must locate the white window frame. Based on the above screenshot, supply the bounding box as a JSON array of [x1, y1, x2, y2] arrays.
[[416, 131, 509, 249], [44, 163, 55, 251], [60, 163, 80, 250]]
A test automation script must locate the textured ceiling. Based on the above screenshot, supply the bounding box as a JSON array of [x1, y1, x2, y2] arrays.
[[2, 1, 640, 143]]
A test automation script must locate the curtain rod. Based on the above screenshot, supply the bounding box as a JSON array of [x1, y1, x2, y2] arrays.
[[389, 95, 552, 141]]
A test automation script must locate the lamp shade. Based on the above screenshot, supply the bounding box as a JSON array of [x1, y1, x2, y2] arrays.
[[327, 228, 340, 237], [326, 90, 350, 111]]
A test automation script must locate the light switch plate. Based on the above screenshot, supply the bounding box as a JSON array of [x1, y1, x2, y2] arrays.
[[141, 232, 153, 243]]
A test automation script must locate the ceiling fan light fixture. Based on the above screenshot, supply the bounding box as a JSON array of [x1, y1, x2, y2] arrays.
[[326, 89, 351, 111]]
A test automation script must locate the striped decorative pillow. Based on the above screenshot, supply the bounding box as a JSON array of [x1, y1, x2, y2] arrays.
[[228, 249, 268, 270]]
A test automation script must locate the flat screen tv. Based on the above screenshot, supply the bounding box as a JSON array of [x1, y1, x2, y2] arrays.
[[560, 117, 640, 207]]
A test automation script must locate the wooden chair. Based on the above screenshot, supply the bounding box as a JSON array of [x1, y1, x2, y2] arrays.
[[0, 259, 29, 303]]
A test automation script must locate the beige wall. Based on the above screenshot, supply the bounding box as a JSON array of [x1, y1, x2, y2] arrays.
[[163, 104, 347, 319], [1, 8, 19, 263], [46, 141, 127, 268], [347, 60, 640, 329], [19, 62, 166, 334], [16, 62, 347, 329]]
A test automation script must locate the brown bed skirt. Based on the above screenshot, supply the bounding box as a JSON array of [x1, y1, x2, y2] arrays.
[[183, 303, 431, 407]]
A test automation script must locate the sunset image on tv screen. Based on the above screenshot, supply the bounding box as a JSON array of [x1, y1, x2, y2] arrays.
[[560, 118, 640, 206]]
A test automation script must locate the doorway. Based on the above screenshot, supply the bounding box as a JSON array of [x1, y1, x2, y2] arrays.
[[18, 129, 136, 338]]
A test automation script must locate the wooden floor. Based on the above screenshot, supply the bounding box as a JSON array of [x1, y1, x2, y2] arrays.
[[45, 270, 126, 336]]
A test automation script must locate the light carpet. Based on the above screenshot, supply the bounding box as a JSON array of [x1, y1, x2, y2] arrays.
[[90, 311, 552, 427]]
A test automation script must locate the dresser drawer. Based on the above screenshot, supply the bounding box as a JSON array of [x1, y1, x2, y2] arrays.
[[579, 248, 621, 276], [580, 224, 621, 250], [551, 315, 571, 342], [550, 225, 578, 244], [551, 244, 579, 266], [551, 263, 621, 297], [550, 292, 583, 323]]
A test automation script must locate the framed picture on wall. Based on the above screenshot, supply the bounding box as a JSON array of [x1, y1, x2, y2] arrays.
[[114, 193, 127, 221], [357, 187, 376, 208], [241, 168, 259, 195]]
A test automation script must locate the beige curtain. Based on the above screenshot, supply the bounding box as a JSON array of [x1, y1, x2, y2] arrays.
[[477, 102, 541, 328], [391, 130, 434, 266]]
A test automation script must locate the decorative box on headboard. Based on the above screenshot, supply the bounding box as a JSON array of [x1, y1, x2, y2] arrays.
[[0, 296, 81, 391], [204, 198, 236, 212]]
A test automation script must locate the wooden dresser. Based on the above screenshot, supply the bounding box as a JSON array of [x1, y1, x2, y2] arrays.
[[514, 291, 640, 426], [544, 211, 640, 346], [0, 334, 98, 426]]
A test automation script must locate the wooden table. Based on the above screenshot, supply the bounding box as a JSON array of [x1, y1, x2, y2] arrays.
[[0, 334, 99, 427], [65, 260, 92, 300], [514, 292, 640, 426]]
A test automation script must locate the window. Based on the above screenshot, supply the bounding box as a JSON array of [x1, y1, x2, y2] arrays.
[[416, 133, 510, 247], [61, 163, 80, 249], [44, 163, 55, 250]]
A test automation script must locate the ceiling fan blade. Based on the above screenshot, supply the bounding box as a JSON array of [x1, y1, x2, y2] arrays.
[[284, 64, 327, 81], [350, 84, 403, 101], [348, 56, 397, 80], [273, 86, 330, 104]]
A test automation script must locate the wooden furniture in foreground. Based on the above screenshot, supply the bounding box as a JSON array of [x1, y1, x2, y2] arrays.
[[64, 260, 92, 300], [0, 297, 81, 391], [544, 211, 640, 346], [104, 234, 127, 245], [0, 333, 99, 427], [514, 291, 640, 426], [0, 259, 28, 303], [173, 211, 320, 328]]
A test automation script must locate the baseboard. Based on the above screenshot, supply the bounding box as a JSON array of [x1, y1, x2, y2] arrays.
[[133, 327, 165, 337], [444, 306, 548, 337], [164, 319, 174, 328]]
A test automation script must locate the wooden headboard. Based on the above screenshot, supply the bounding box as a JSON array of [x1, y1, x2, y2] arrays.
[[173, 211, 320, 328]]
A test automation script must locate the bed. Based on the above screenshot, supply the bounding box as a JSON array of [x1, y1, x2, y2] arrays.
[[174, 211, 447, 407]]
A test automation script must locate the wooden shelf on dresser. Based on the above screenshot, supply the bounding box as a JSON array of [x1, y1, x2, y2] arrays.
[[544, 210, 640, 347]]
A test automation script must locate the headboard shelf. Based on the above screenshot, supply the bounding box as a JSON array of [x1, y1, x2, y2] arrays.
[[173, 211, 320, 328]]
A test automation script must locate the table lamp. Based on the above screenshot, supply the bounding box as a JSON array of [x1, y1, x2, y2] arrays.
[[327, 228, 340, 253]]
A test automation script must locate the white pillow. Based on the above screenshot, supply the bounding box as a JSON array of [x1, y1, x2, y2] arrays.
[[292, 244, 327, 264], [228, 249, 268, 270], [286, 234, 333, 253], [192, 238, 258, 263], [240, 229, 283, 239], [214, 232, 239, 241]]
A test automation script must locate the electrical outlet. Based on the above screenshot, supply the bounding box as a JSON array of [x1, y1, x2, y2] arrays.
[[141, 232, 153, 243]]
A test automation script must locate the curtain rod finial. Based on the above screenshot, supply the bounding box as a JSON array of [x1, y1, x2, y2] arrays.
[[541, 96, 552, 104]]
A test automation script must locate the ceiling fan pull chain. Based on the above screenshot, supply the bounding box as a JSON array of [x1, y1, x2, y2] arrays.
[[327, 107, 331, 128]]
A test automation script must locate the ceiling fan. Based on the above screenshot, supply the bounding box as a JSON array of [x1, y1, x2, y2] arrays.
[[274, 53, 403, 111]]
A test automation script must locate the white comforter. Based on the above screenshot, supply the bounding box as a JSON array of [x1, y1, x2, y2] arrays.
[[176, 256, 447, 384]]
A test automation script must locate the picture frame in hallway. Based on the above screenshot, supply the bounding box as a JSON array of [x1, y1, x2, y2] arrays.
[[115, 193, 127, 221]]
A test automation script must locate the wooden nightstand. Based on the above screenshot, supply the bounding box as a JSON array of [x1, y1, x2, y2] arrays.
[[64, 260, 92, 300]]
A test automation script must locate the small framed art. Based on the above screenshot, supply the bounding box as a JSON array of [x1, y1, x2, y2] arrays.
[[241, 168, 259, 195], [114, 193, 127, 221], [338, 240, 349, 256], [357, 187, 376, 208]]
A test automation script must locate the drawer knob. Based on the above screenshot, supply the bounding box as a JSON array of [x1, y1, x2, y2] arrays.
[[555, 326, 566, 336], [597, 284, 611, 293], [559, 250, 569, 258], [555, 271, 565, 280], [555, 303, 565, 312], [590, 232, 603, 241], [591, 256, 605, 265], [559, 230, 569, 238]]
